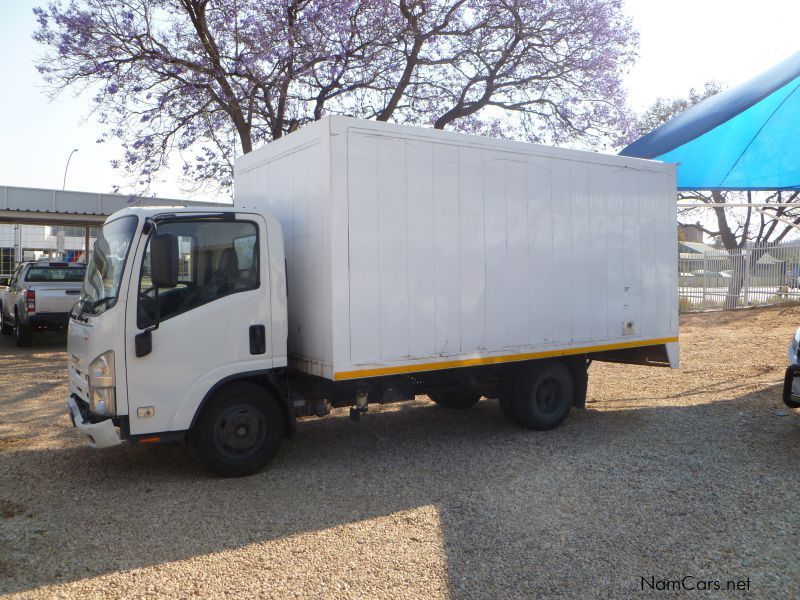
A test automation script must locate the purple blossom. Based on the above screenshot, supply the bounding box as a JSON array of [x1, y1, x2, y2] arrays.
[[32, 0, 637, 194]]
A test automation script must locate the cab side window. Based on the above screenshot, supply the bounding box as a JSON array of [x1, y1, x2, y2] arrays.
[[138, 220, 259, 328]]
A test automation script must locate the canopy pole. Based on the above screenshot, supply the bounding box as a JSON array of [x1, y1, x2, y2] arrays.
[[84, 226, 90, 265], [753, 207, 800, 231], [677, 203, 800, 208]]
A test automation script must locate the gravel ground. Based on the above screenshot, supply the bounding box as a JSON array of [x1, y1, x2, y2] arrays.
[[1, 306, 799, 599]]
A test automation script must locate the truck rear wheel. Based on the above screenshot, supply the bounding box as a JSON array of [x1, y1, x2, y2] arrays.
[[428, 391, 481, 409], [512, 361, 574, 430], [190, 382, 284, 477]]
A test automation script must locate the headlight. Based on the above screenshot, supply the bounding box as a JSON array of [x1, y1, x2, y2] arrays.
[[88, 350, 115, 415]]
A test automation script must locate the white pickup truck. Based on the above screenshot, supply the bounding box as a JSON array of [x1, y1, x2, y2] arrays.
[[0, 261, 85, 345]]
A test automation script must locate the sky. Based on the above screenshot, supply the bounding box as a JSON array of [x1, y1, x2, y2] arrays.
[[0, 0, 799, 201]]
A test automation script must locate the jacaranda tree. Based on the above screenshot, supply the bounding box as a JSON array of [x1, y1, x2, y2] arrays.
[[34, 0, 638, 192]]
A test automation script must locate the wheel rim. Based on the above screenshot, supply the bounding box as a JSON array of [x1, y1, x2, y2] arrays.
[[534, 376, 564, 416], [212, 403, 267, 459]]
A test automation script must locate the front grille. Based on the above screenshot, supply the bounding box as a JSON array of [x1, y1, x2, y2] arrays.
[[69, 356, 89, 401]]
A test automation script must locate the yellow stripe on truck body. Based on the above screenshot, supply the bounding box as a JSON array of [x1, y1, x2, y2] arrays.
[[333, 337, 679, 381]]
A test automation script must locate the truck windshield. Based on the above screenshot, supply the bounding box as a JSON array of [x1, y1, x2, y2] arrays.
[[79, 215, 138, 316]]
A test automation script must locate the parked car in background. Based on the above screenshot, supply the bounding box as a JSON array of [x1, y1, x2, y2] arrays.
[[0, 261, 85, 346], [784, 327, 800, 408]]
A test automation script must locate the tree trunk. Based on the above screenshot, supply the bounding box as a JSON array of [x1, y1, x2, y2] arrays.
[[726, 251, 744, 309], [708, 191, 748, 308]]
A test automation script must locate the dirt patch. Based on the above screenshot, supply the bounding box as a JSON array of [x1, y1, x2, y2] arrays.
[[0, 310, 798, 598], [0, 498, 26, 519]]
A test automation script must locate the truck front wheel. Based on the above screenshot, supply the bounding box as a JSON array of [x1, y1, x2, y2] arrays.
[[512, 361, 574, 430], [428, 391, 481, 409], [190, 382, 285, 477]]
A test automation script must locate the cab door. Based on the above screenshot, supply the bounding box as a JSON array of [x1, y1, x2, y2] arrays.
[[124, 213, 274, 435]]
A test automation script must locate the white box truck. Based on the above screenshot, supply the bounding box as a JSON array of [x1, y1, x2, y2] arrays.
[[66, 116, 678, 476]]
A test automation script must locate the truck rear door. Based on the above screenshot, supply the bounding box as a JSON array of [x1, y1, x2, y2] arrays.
[[23, 264, 84, 313], [30, 286, 83, 313]]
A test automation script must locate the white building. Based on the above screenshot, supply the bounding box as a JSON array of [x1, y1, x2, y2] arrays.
[[0, 186, 226, 276]]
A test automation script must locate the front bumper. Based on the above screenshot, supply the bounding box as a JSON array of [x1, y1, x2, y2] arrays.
[[67, 396, 121, 448]]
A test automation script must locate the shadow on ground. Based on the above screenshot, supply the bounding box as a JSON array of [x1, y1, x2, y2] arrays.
[[1, 382, 799, 596], [0, 329, 67, 352]]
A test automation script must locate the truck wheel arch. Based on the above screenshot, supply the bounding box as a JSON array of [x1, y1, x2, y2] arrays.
[[189, 370, 296, 438]]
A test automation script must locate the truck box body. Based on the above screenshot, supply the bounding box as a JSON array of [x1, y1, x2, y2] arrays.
[[235, 116, 678, 382]]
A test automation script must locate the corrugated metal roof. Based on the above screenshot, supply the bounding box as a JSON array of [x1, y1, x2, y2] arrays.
[[0, 185, 228, 219], [679, 241, 722, 255]]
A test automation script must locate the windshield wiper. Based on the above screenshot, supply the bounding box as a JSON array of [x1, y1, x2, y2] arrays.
[[76, 295, 115, 319]]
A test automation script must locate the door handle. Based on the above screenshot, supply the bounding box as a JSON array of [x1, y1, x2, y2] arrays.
[[249, 325, 266, 355]]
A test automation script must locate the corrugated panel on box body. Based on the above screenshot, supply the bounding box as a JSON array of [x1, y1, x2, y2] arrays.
[[344, 129, 675, 367], [236, 134, 331, 373], [235, 116, 677, 381]]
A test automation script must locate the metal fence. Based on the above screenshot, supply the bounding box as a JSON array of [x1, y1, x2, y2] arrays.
[[679, 241, 800, 312]]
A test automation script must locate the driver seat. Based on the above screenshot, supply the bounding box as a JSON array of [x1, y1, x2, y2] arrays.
[[213, 247, 239, 295]]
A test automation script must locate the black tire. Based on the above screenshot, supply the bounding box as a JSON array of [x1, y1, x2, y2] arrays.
[[14, 313, 31, 347], [0, 304, 11, 335], [784, 367, 800, 408], [512, 361, 574, 430], [189, 382, 285, 477], [428, 391, 481, 409]]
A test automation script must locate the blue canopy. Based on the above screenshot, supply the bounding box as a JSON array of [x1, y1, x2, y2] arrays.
[[620, 51, 800, 191]]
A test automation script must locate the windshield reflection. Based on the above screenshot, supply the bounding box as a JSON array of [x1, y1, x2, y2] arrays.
[[79, 215, 138, 317]]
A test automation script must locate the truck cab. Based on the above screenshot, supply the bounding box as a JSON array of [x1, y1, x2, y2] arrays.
[[67, 207, 290, 473]]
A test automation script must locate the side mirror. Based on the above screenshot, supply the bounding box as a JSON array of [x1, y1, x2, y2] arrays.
[[150, 233, 179, 288], [0, 277, 8, 287]]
